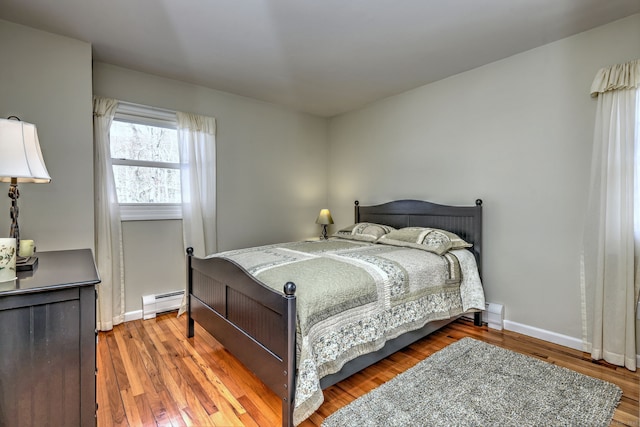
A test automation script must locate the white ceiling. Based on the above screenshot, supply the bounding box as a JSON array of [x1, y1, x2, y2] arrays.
[[1, 0, 639, 117]]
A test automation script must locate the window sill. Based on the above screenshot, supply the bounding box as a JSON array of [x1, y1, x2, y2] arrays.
[[120, 204, 182, 221]]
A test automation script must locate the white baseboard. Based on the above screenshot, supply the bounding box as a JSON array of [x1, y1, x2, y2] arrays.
[[124, 308, 180, 323], [503, 320, 582, 350], [124, 310, 143, 322], [503, 320, 640, 368]]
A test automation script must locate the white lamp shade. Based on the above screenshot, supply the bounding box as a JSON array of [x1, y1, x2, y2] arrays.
[[0, 118, 51, 183], [315, 209, 334, 225]]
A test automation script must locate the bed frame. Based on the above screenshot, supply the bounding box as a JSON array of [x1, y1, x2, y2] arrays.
[[186, 199, 483, 426]]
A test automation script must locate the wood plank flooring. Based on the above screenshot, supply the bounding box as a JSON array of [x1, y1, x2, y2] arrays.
[[97, 313, 639, 426]]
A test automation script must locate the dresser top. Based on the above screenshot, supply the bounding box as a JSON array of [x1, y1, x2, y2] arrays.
[[0, 248, 100, 296]]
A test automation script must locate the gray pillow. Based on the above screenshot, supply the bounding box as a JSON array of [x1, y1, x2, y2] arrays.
[[377, 227, 471, 255], [333, 222, 396, 242]]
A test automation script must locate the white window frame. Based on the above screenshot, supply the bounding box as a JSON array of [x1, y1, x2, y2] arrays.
[[111, 102, 182, 221]]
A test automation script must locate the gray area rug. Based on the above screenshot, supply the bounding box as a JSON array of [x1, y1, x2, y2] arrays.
[[322, 337, 622, 427]]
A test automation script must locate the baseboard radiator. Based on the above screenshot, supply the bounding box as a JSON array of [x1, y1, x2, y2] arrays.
[[464, 302, 504, 330], [142, 290, 184, 320]]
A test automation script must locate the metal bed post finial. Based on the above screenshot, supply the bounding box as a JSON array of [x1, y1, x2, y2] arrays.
[[354, 200, 360, 223], [283, 281, 297, 427], [186, 246, 194, 337]]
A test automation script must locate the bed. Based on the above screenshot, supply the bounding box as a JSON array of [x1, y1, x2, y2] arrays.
[[186, 199, 484, 426]]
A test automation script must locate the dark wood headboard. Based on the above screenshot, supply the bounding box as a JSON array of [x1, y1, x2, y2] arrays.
[[355, 199, 483, 276]]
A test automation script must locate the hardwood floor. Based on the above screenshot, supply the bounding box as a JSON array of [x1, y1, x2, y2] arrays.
[[97, 312, 639, 426]]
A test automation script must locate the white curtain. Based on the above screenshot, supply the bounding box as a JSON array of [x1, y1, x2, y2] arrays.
[[176, 112, 217, 315], [93, 96, 125, 331], [177, 112, 217, 257], [581, 59, 640, 371]]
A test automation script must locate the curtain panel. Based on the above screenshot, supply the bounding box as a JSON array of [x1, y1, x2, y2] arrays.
[[176, 112, 217, 317], [177, 112, 217, 258], [93, 96, 125, 331], [582, 59, 640, 371]]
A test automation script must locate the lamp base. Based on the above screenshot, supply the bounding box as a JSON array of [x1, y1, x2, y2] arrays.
[[16, 255, 38, 271], [320, 224, 329, 240]]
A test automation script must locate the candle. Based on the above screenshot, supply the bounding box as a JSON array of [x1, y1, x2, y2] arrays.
[[19, 239, 35, 257], [0, 238, 17, 282]]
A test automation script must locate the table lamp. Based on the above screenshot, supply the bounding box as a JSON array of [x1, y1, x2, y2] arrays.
[[315, 208, 334, 240], [0, 117, 51, 270]]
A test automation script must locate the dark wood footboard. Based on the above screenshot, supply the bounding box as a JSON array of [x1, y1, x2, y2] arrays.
[[186, 248, 297, 426]]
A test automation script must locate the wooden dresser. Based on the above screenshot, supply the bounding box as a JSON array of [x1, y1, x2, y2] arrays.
[[0, 249, 100, 426]]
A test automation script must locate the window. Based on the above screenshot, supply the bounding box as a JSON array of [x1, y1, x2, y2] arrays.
[[110, 103, 181, 220]]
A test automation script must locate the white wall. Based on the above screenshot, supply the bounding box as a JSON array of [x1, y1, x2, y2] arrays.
[[0, 20, 94, 252], [328, 14, 640, 344], [93, 63, 328, 314], [121, 220, 184, 313]]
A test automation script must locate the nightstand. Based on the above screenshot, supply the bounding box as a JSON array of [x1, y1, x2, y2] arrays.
[[0, 249, 100, 426]]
